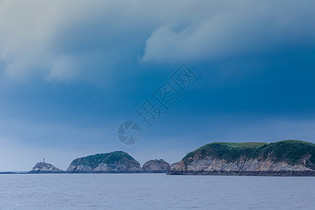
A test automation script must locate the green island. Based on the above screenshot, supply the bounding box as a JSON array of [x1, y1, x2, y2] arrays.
[[169, 140, 315, 176], [183, 140, 315, 168]]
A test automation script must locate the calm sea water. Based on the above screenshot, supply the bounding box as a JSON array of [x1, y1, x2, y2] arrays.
[[0, 174, 314, 210]]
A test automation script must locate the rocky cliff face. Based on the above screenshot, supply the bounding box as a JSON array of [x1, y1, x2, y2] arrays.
[[67, 151, 142, 173], [30, 162, 64, 173], [142, 159, 170, 173], [169, 140, 315, 176]]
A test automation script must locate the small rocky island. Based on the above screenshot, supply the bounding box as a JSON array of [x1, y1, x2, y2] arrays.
[[30, 162, 64, 173], [67, 151, 142, 173], [142, 159, 171, 173], [168, 140, 315, 176]]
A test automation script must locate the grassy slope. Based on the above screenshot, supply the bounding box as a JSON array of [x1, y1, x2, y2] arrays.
[[183, 140, 315, 169]]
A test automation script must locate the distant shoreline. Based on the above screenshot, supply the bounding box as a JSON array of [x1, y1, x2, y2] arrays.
[[168, 170, 315, 176], [0, 171, 167, 175], [2, 171, 315, 176], [3, 140, 315, 176]]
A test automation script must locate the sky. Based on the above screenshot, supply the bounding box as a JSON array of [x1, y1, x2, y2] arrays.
[[0, 0, 315, 171]]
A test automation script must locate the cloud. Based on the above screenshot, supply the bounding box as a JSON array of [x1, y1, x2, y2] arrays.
[[0, 0, 314, 82], [141, 0, 315, 63], [0, 0, 157, 81]]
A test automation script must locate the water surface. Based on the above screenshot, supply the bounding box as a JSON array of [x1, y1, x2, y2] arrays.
[[0, 174, 314, 209]]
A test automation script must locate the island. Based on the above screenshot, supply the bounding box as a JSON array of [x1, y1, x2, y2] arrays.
[[29, 162, 64, 173], [23, 140, 315, 176], [66, 151, 143, 173], [168, 140, 315, 176], [142, 159, 171, 173]]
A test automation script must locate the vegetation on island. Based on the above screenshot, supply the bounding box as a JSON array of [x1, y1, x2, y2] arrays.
[[69, 151, 140, 169], [183, 140, 315, 169]]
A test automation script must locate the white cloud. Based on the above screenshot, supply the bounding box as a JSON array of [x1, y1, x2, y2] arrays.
[[0, 0, 314, 81], [0, 0, 155, 81], [141, 0, 315, 63]]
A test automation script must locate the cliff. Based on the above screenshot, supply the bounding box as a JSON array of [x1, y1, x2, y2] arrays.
[[30, 162, 64, 173], [67, 151, 142, 173], [142, 159, 171, 173], [168, 140, 315, 176]]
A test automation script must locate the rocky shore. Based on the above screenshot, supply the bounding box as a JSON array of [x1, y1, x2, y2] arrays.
[[22, 140, 315, 176], [168, 170, 315, 176], [168, 140, 315, 176]]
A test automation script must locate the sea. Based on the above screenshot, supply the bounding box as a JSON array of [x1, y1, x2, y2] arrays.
[[0, 173, 314, 210]]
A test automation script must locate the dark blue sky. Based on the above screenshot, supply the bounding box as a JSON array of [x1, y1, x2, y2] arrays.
[[0, 0, 315, 171]]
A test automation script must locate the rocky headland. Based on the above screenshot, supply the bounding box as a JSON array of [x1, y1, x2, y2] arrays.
[[142, 159, 171, 173], [168, 140, 315, 176]]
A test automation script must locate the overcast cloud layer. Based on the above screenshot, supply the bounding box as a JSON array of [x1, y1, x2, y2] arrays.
[[0, 0, 314, 81], [0, 0, 314, 170]]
